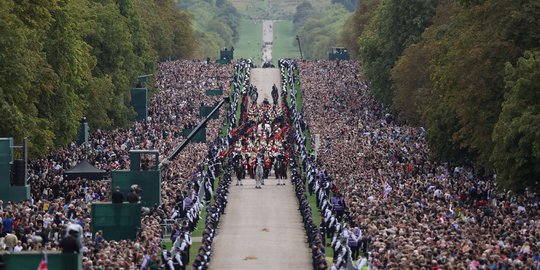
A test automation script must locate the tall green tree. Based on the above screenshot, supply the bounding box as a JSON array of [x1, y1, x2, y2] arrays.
[[428, 0, 540, 168], [358, 0, 439, 105], [491, 50, 540, 192], [391, 0, 456, 125], [0, 0, 197, 156], [340, 0, 380, 59], [40, 0, 94, 146], [179, 0, 237, 59], [295, 4, 351, 59], [0, 0, 56, 154]]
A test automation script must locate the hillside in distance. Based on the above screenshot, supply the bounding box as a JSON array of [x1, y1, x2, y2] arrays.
[[229, 0, 331, 19]]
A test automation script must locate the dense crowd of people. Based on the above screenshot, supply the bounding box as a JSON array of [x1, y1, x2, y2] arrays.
[[2, 56, 539, 270], [1, 59, 234, 269], [296, 60, 540, 269]]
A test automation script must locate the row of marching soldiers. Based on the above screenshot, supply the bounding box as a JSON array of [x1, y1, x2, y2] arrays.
[[290, 153, 327, 270], [159, 143, 227, 269], [160, 193, 201, 270], [191, 162, 232, 269]]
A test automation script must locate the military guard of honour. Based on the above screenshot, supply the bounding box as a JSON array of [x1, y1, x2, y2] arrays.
[[232, 84, 289, 189]]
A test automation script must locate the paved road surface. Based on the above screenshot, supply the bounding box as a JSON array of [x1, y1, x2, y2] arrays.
[[209, 70, 310, 270], [251, 68, 281, 105], [209, 177, 312, 270], [262, 20, 273, 63]]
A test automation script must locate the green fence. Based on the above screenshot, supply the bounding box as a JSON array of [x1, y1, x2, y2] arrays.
[[77, 121, 89, 145], [1, 252, 82, 270], [0, 138, 30, 204], [181, 128, 206, 143], [205, 89, 223, 96], [111, 170, 161, 207], [328, 47, 350, 60], [0, 186, 30, 204], [220, 48, 233, 61], [130, 88, 148, 121], [91, 203, 141, 241], [200, 106, 219, 119], [0, 138, 13, 188]]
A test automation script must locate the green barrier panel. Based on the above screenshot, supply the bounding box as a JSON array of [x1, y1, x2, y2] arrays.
[[0, 186, 30, 204], [2, 252, 82, 270], [0, 138, 13, 188], [216, 58, 230, 65], [220, 48, 233, 61], [77, 121, 89, 145], [130, 88, 148, 121], [199, 106, 219, 119], [328, 47, 350, 60], [205, 89, 223, 96], [181, 128, 206, 143], [91, 203, 141, 241], [111, 170, 161, 207]]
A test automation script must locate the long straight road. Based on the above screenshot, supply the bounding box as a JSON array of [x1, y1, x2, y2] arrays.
[[251, 68, 281, 104], [209, 177, 312, 270], [209, 69, 310, 270]]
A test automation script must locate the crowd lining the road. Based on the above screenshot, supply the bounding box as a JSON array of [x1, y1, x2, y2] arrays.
[[1, 59, 235, 270], [2, 58, 539, 270], [294, 59, 539, 269]]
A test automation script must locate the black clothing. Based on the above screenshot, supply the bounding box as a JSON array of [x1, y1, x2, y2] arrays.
[[60, 236, 81, 254], [127, 192, 139, 203], [111, 191, 124, 203]]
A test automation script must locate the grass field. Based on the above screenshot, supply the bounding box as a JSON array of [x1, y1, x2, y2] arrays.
[[234, 19, 263, 65], [234, 19, 299, 65], [230, 0, 332, 19], [273, 20, 300, 61]]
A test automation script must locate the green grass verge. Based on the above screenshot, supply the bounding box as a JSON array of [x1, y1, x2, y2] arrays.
[[229, 0, 332, 19], [161, 233, 203, 266], [162, 239, 172, 250], [234, 19, 262, 65], [272, 20, 299, 62], [189, 241, 202, 265]]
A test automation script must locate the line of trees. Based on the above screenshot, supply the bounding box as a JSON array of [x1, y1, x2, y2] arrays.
[[293, 1, 351, 59], [343, 0, 540, 191], [180, 0, 241, 58], [0, 0, 195, 156]]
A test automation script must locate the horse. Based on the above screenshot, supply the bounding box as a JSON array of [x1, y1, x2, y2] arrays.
[[233, 154, 244, 186], [255, 156, 264, 189], [274, 155, 287, 185]]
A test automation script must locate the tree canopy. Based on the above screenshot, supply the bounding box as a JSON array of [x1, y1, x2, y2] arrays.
[[180, 0, 241, 58], [0, 0, 196, 156], [347, 0, 540, 191], [293, 2, 351, 59]]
